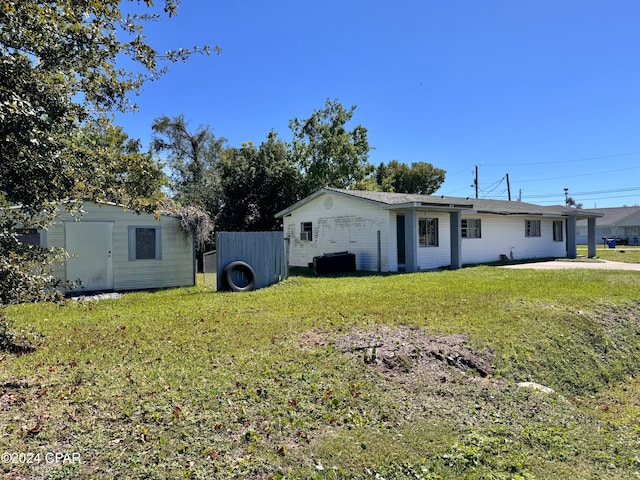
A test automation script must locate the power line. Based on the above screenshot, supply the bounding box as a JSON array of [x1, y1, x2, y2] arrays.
[[516, 165, 640, 184], [482, 151, 640, 168], [534, 193, 640, 204], [523, 186, 640, 199]]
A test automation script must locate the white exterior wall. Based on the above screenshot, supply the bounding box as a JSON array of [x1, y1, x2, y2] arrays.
[[462, 215, 566, 264], [283, 193, 391, 271], [416, 211, 452, 270], [283, 195, 571, 272], [46, 202, 194, 291]]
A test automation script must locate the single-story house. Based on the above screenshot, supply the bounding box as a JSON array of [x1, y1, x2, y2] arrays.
[[276, 188, 602, 272], [576, 206, 640, 245], [19, 201, 196, 292]]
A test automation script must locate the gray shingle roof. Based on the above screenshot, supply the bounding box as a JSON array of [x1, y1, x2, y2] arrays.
[[276, 188, 602, 218], [324, 188, 578, 216], [576, 206, 640, 226]]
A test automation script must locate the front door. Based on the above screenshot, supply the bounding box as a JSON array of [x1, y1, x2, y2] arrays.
[[396, 214, 406, 268], [65, 222, 113, 291]]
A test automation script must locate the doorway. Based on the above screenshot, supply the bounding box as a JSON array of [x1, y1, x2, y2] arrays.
[[396, 214, 405, 270], [65, 222, 114, 291]]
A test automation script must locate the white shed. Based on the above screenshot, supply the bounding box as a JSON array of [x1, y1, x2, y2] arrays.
[[276, 188, 601, 272], [25, 201, 195, 292]]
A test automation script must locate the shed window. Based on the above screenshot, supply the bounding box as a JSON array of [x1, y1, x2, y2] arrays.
[[525, 220, 541, 237], [553, 221, 564, 241], [300, 222, 313, 241], [129, 226, 162, 260], [461, 219, 481, 238], [16, 228, 42, 247], [419, 218, 438, 246]]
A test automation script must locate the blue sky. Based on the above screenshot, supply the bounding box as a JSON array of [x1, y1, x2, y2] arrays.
[[115, 1, 640, 208]]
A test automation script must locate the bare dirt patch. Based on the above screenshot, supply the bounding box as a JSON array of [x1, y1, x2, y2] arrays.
[[301, 326, 495, 389]]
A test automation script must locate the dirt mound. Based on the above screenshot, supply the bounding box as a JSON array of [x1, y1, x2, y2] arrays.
[[302, 326, 494, 386]]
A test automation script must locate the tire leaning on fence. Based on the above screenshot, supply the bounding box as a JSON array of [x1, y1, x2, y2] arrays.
[[223, 261, 257, 292]]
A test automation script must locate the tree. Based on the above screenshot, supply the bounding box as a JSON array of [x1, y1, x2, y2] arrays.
[[566, 197, 583, 209], [1, 0, 212, 213], [375, 160, 446, 195], [151, 114, 226, 211], [289, 99, 372, 195], [0, 1, 213, 306], [215, 133, 301, 232], [74, 117, 167, 211]]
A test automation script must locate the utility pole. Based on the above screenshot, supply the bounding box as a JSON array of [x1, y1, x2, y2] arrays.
[[518, 189, 522, 202], [564, 188, 569, 206], [475, 165, 479, 199], [506, 173, 511, 201]]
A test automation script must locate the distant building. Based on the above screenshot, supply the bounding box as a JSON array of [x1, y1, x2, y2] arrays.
[[577, 206, 640, 245]]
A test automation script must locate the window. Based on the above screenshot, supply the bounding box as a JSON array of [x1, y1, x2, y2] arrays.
[[129, 226, 162, 260], [300, 222, 313, 241], [553, 221, 563, 241], [525, 220, 541, 237], [419, 218, 438, 246], [461, 219, 481, 238], [16, 228, 41, 247]]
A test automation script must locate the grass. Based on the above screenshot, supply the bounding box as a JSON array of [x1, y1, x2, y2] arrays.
[[1, 266, 640, 479], [577, 244, 640, 263]]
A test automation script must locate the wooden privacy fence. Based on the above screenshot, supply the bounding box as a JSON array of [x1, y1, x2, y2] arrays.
[[215, 231, 289, 291]]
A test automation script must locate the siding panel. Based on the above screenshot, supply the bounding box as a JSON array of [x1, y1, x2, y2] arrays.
[[215, 231, 287, 290]]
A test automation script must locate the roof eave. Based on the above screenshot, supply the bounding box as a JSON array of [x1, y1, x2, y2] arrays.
[[383, 202, 472, 212]]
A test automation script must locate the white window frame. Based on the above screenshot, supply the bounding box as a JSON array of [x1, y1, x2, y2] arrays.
[[300, 222, 313, 241], [128, 226, 162, 261], [461, 219, 482, 239], [525, 220, 541, 237], [553, 220, 564, 242], [419, 218, 439, 247]]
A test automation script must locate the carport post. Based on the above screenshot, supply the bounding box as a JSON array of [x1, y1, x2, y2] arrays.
[[404, 210, 418, 272], [587, 218, 596, 258], [566, 216, 577, 259], [450, 211, 462, 270]]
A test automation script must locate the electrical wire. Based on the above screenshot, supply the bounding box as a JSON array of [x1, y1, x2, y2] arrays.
[[481, 151, 640, 168]]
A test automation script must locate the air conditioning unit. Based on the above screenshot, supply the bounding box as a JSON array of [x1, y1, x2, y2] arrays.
[[300, 231, 312, 241]]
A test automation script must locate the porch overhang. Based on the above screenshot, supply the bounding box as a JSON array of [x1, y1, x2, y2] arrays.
[[563, 210, 602, 259], [392, 205, 467, 272]]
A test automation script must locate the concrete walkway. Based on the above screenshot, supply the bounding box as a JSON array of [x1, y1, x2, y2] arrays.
[[500, 259, 640, 271]]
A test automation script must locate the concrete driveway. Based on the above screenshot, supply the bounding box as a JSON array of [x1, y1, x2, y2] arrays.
[[500, 259, 640, 271]]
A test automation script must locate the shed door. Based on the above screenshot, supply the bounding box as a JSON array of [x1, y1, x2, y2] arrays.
[[65, 222, 113, 291]]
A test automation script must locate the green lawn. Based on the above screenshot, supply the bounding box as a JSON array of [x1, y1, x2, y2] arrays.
[[2, 267, 640, 479], [577, 244, 640, 263]]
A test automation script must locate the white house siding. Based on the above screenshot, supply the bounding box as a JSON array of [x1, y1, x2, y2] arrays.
[[461, 215, 566, 264], [283, 193, 391, 271], [46, 202, 194, 291], [416, 211, 451, 270]]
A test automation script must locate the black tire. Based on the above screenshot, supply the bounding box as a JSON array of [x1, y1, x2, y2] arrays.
[[223, 261, 257, 292]]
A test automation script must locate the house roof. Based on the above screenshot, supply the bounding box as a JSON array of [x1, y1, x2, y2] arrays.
[[576, 206, 640, 226], [276, 188, 602, 219]]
